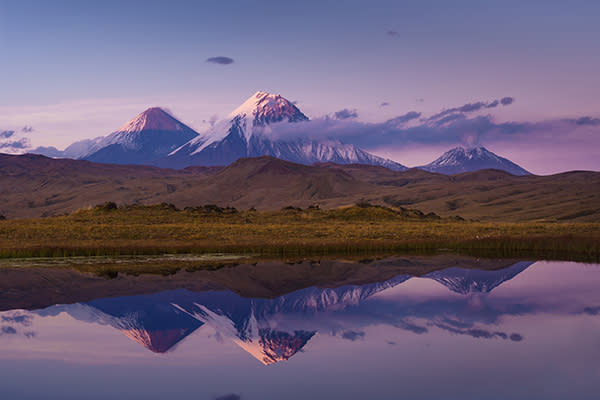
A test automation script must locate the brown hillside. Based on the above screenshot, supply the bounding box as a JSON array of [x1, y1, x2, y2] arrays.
[[1, 153, 599, 221]]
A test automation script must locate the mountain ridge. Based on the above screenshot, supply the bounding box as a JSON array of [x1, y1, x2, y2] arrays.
[[1, 153, 599, 221], [27, 92, 536, 175]]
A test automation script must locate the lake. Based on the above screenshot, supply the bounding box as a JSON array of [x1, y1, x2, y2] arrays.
[[0, 256, 599, 399]]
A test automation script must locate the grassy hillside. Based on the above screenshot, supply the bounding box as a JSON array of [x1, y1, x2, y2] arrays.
[[0, 203, 598, 261]]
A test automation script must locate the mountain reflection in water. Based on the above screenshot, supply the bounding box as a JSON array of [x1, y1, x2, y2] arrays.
[[0, 260, 534, 363], [1, 258, 599, 400]]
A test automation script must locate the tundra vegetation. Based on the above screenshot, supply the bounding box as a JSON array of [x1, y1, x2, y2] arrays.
[[0, 203, 598, 264]]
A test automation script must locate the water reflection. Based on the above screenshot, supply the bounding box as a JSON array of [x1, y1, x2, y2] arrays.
[[1, 258, 599, 399], [0, 260, 554, 362]]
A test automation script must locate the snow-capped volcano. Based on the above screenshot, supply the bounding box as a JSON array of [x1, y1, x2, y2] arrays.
[[419, 146, 530, 175], [171, 91, 308, 157], [231, 90, 309, 128], [160, 91, 406, 170], [424, 262, 533, 295], [114, 107, 190, 133], [80, 107, 199, 165]]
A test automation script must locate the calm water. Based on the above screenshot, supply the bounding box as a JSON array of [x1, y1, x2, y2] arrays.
[[1, 259, 599, 399]]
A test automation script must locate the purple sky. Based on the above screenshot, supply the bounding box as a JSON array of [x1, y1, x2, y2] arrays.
[[0, 0, 599, 174]]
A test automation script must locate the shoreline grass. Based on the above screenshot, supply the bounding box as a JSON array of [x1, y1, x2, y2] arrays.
[[0, 204, 598, 263]]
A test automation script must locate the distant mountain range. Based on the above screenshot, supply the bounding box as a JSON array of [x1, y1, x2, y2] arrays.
[[30, 91, 530, 175], [33, 91, 406, 171]]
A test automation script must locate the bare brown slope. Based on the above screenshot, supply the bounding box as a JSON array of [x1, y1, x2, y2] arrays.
[[171, 156, 374, 210], [312, 164, 600, 221], [0, 154, 220, 218], [0, 154, 375, 218], [378, 169, 600, 222], [1, 153, 599, 221]]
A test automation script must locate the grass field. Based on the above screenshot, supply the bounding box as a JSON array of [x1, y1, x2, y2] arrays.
[[0, 203, 598, 263]]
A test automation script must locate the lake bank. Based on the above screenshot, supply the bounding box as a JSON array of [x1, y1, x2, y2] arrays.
[[0, 204, 598, 262]]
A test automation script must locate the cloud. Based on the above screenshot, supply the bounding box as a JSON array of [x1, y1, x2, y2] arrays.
[[380, 102, 390, 107], [416, 98, 425, 103], [1, 130, 15, 138], [1, 314, 33, 326], [386, 30, 401, 37], [385, 111, 421, 127], [396, 320, 428, 334], [1, 326, 17, 335], [428, 97, 515, 122], [214, 394, 241, 400], [1, 127, 33, 153], [21, 126, 34, 133], [583, 306, 600, 315], [574, 116, 600, 126], [203, 114, 219, 127], [340, 330, 365, 341], [206, 56, 235, 65], [433, 113, 466, 126], [334, 108, 358, 120], [509, 333, 523, 342], [430, 102, 488, 121], [435, 323, 523, 341], [0, 138, 31, 150]]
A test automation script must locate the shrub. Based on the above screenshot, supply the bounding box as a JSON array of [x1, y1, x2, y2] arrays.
[[158, 202, 178, 211], [95, 201, 118, 211], [282, 206, 302, 212]]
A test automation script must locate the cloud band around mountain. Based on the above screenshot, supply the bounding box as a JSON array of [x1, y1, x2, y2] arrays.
[[259, 98, 598, 154]]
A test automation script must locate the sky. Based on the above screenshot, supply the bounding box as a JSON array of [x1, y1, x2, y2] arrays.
[[0, 0, 599, 174]]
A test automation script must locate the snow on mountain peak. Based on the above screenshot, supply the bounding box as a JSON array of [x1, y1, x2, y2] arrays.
[[115, 107, 184, 133], [175, 91, 310, 156], [439, 146, 497, 163], [420, 146, 530, 175], [228, 91, 308, 127], [80, 107, 199, 164]]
